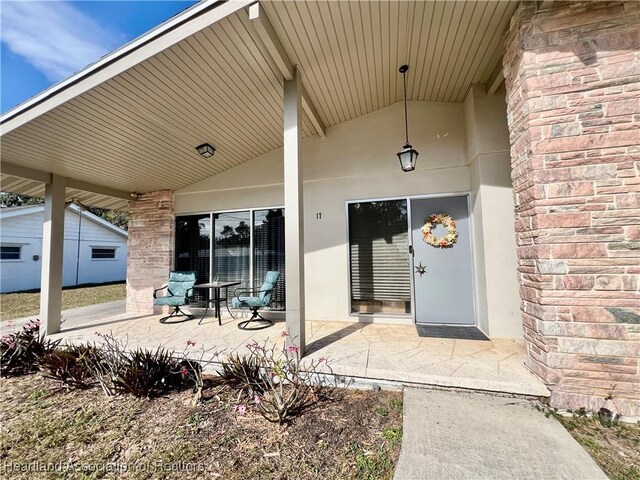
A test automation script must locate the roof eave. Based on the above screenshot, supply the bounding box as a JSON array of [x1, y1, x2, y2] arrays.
[[0, 0, 254, 135]]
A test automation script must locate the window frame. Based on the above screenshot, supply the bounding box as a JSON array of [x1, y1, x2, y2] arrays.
[[346, 192, 476, 323], [345, 197, 413, 319], [90, 246, 117, 261], [0, 244, 23, 262], [176, 205, 285, 310]]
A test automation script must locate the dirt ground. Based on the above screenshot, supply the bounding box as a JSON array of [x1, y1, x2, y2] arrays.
[[0, 373, 403, 479], [0, 282, 125, 321], [557, 413, 640, 480]]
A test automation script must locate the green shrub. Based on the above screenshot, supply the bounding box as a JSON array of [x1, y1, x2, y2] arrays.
[[1, 320, 59, 377]]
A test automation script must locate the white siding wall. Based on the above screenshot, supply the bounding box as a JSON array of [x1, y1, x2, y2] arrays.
[[0, 209, 127, 293]]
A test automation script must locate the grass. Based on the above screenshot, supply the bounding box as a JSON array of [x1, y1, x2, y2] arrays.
[[0, 373, 403, 479], [0, 282, 125, 321], [555, 413, 640, 480]]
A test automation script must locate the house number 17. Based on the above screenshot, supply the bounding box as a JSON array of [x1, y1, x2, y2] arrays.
[[316, 213, 322, 219]]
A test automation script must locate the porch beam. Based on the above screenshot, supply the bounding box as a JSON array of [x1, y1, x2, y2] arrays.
[[486, 58, 505, 95], [40, 175, 66, 335], [0, 162, 52, 184], [1, 162, 136, 203], [538, 1, 555, 10], [301, 95, 326, 140], [248, 2, 326, 138], [66, 178, 135, 202], [283, 67, 306, 354], [249, 2, 294, 80]]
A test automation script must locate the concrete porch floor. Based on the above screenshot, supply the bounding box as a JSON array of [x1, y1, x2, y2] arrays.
[[8, 304, 549, 398]]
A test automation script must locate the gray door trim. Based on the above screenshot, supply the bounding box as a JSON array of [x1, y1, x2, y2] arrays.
[[343, 191, 478, 325], [408, 193, 478, 327]]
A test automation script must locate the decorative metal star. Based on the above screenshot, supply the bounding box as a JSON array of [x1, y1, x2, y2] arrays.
[[415, 261, 427, 277]]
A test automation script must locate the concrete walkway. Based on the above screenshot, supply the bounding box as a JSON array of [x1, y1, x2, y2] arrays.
[[394, 388, 607, 480], [5, 300, 126, 329]]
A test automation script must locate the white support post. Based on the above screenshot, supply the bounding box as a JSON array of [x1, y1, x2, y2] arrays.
[[40, 175, 66, 334], [284, 68, 306, 354]]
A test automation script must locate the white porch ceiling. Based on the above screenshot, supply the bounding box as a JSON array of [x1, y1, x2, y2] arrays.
[[0, 1, 517, 210]]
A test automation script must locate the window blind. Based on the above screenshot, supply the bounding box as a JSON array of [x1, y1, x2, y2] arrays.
[[348, 200, 411, 314], [213, 211, 250, 288], [175, 215, 210, 300], [253, 209, 285, 308]]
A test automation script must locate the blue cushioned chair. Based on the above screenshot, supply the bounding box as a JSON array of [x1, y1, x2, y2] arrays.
[[231, 271, 280, 330], [153, 271, 197, 324]]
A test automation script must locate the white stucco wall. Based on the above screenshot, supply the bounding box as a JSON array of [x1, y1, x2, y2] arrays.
[[0, 208, 127, 293], [465, 86, 522, 338], [175, 99, 521, 337]]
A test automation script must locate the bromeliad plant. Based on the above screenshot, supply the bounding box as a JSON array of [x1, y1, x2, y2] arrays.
[[218, 332, 335, 424], [1, 320, 59, 377], [39, 345, 96, 390], [85, 333, 201, 398], [218, 350, 267, 395]]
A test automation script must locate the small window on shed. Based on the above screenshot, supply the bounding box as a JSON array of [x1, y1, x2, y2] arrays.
[[0, 246, 21, 260], [91, 247, 116, 260]]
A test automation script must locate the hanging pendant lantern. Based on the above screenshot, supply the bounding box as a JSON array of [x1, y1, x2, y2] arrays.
[[396, 65, 419, 172]]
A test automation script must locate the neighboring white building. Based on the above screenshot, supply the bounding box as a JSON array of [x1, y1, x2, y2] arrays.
[[0, 204, 127, 293]]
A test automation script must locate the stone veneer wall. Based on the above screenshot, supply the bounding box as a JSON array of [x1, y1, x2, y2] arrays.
[[503, 1, 640, 417], [126, 190, 175, 315]]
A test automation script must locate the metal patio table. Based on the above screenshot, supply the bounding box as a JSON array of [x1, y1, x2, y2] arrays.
[[193, 281, 241, 326]]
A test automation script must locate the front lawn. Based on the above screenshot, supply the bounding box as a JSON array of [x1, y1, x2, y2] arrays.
[[0, 373, 403, 479], [0, 282, 125, 321], [557, 413, 640, 480]]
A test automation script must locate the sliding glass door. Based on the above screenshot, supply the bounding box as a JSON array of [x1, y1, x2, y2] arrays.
[[213, 211, 251, 287], [175, 208, 285, 309], [253, 208, 285, 309], [175, 214, 210, 301]]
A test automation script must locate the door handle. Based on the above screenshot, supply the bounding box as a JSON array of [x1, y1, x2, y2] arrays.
[[409, 245, 414, 254]]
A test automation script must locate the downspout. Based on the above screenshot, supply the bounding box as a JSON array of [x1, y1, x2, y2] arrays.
[[75, 206, 82, 286], [66, 198, 86, 287]]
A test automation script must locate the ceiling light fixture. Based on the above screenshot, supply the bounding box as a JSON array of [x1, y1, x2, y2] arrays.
[[196, 143, 215, 158]]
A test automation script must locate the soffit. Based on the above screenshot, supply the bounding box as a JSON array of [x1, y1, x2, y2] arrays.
[[0, 1, 516, 208]]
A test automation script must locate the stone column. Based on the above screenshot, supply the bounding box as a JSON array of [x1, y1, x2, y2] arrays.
[[504, 1, 640, 417], [126, 190, 175, 315]]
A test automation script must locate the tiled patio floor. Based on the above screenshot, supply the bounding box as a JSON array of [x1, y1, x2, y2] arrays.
[[15, 306, 549, 397]]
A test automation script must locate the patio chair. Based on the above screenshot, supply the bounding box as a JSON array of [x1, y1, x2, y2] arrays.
[[231, 271, 280, 330], [153, 271, 197, 324]]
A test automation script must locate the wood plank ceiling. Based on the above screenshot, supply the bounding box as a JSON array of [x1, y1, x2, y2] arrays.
[[0, 1, 517, 210]]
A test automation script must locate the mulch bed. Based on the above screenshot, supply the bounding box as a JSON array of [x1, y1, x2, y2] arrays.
[[557, 414, 640, 480], [0, 373, 403, 479]]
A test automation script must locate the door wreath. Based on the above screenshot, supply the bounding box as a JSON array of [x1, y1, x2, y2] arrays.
[[421, 213, 458, 249]]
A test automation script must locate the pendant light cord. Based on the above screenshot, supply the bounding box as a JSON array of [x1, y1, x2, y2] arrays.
[[403, 70, 409, 145]]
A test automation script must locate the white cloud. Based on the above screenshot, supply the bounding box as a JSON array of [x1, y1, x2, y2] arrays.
[[1, 1, 125, 81]]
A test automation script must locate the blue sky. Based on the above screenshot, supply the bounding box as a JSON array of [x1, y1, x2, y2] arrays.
[[1, 1, 197, 113]]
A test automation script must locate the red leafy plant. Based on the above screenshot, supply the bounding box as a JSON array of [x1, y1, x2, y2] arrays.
[[1, 320, 59, 377]]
